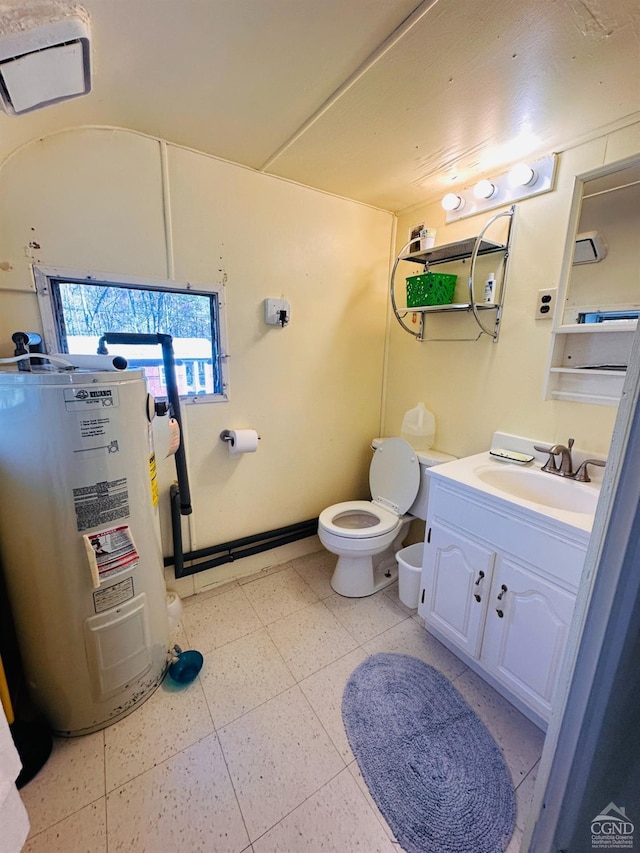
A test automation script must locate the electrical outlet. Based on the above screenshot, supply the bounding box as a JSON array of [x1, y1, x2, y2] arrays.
[[536, 288, 557, 320]]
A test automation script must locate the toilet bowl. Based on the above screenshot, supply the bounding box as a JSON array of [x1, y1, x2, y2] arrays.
[[318, 438, 455, 598]]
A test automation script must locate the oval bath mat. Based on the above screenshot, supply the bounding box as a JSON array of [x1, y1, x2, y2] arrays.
[[342, 653, 515, 853]]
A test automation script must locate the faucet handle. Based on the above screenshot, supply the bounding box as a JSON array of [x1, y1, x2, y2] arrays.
[[533, 444, 553, 453], [533, 444, 558, 472], [574, 458, 606, 483]]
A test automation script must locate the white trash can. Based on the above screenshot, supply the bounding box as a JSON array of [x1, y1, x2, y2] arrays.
[[396, 543, 424, 609]]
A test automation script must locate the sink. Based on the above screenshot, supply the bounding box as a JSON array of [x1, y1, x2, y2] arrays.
[[474, 464, 599, 514]]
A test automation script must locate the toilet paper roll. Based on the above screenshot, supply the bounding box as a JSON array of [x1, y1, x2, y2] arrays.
[[228, 429, 259, 455]]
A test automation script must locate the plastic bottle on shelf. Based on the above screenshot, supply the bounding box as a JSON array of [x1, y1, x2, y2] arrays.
[[483, 272, 496, 304]]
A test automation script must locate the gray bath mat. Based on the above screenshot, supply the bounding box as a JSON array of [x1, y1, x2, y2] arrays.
[[342, 653, 515, 853]]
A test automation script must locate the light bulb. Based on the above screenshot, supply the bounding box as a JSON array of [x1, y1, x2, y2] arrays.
[[442, 193, 463, 212], [509, 162, 536, 187], [473, 179, 497, 200]]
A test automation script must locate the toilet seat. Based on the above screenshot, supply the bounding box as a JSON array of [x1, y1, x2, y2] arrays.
[[318, 439, 420, 540], [318, 500, 400, 539]]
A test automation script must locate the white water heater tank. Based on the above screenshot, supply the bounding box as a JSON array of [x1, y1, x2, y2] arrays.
[[0, 368, 168, 735]]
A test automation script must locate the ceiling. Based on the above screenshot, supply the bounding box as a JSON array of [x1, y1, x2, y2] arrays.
[[0, 0, 638, 212]]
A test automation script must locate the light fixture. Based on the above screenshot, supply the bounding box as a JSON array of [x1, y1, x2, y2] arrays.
[[0, 16, 91, 116], [442, 154, 557, 223], [509, 162, 537, 188], [473, 179, 498, 200], [441, 192, 464, 212]]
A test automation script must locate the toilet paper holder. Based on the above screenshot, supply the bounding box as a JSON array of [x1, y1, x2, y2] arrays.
[[220, 430, 261, 443]]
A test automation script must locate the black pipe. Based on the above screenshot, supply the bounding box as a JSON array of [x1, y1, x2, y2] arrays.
[[97, 332, 192, 515], [170, 484, 184, 579], [166, 518, 319, 566], [170, 525, 319, 578], [165, 517, 318, 578]]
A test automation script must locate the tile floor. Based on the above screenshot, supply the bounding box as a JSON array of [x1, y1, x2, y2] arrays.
[[19, 550, 544, 852]]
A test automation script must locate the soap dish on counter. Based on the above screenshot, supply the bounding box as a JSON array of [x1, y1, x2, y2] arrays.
[[489, 448, 534, 465]]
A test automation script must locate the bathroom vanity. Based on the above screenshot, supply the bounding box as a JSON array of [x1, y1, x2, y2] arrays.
[[418, 444, 600, 728]]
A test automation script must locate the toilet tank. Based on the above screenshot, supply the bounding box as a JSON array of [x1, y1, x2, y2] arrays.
[[409, 448, 457, 520], [371, 439, 456, 521]]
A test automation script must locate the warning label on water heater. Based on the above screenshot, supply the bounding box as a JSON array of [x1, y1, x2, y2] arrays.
[[93, 576, 135, 613], [85, 526, 139, 584], [73, 478, 130, 531], [64, 387, 122, 462]]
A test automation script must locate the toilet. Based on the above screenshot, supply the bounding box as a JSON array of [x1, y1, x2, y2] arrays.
[[318, 438, 456, 597]]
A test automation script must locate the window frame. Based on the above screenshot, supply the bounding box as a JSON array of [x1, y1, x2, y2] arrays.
[[33, 265, 229, 404]]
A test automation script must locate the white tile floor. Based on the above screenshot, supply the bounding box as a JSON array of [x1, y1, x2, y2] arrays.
[[19, 550, 544, 853]]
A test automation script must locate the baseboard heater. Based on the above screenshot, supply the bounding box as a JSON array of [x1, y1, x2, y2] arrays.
[[166, 485, 318, 578]]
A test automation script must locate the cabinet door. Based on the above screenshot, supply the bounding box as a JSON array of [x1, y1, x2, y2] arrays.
[[481, 555, 575, 721], [420, 521, 495, 658]]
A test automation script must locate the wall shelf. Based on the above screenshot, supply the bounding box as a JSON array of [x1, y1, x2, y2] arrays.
[[399, 302, 499, 314], [400, 237, 506, 266], [390, 206, 515, 342], [544, 158, 640, 406], [554, 321, 637, 334]]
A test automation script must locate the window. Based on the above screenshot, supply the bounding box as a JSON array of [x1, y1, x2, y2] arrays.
[[35, 267, 229, 402]]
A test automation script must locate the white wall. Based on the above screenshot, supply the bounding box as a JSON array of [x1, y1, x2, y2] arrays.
[[383, 121, 640, 461], [0, 128, 394, 594]]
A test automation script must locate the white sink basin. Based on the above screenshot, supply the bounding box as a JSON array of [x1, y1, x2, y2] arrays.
[[474, 465, 600, 515], [428, 451, 602, 531]]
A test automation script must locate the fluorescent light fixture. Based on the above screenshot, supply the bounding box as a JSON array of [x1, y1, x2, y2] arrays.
[[443, 154, 557, 223], [0, 17, 91, 116]]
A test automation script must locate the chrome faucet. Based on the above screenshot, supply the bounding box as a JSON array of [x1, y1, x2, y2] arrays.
[[534, 438, 575, 477], [533, 438, 606, 482]]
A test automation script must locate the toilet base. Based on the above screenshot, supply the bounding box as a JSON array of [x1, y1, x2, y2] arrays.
[[322, 517, 410, 599], [330, 552, 398, 598]]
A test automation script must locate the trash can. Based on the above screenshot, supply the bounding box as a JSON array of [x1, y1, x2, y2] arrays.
[[396, 543, 424, 609]]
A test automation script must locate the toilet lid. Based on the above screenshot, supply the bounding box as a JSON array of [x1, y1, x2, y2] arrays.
[[369, 438, 420, 514]]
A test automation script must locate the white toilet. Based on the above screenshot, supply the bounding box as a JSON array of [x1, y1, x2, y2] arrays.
[[318, 437, 455, 597]]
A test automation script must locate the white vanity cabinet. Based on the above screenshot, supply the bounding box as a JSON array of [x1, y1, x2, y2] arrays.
[[480, 555, 576, 718], [423, 520, 495, 658], [419, 475, 590, 727]]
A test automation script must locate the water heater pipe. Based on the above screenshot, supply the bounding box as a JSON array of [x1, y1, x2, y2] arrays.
[[97, 332, 192, 515], [166, 490, 317, 578]]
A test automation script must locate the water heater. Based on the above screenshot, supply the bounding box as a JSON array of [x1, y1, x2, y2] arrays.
[[0, 368, 168, 735]]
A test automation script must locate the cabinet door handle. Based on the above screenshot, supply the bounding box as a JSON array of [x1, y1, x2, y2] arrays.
[[495, 583, 507, 617], [475, 571, 485, 585]]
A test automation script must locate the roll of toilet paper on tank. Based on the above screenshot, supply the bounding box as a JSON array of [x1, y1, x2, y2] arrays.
[[228, 429, 259, 455]]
